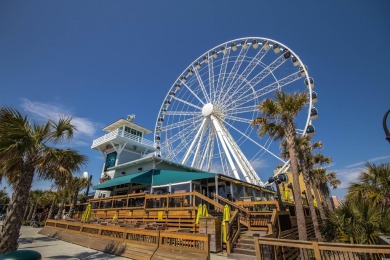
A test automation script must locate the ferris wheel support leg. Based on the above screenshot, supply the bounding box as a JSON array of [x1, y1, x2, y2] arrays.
[[191, 119, 208, 168], [181, 117, 208, 165], [210, 115, 241, 180]]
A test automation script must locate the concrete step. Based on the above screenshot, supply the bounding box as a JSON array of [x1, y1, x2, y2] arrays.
[[228, 252, 257, 259], [232, 247, 256, 256]]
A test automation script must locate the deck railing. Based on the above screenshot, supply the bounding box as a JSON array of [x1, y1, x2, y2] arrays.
[[91, 129, 155, 148], [254, 236, 390, 260], [45, 219, 210, 258]]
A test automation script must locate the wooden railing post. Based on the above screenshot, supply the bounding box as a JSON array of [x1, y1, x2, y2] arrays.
[[254, 235, 262, 260], [311, 239, 321, 260]]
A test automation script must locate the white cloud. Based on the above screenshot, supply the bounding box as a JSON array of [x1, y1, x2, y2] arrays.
[[333, 154, 390, 189], [21, 99, 97, 146]]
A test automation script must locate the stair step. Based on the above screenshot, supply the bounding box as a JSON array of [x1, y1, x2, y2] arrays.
[[228, 252, 257, 260], [237, 238, 255, 245], [232, 248, 256, 256], [235, 243, 255, 250]]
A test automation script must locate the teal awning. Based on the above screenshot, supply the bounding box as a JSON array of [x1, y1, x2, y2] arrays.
[[151, 170, 215, 186], [93, 169, 216, 190], [93, 171, 151, 190]]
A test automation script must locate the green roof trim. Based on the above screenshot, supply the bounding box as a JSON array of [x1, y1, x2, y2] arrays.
[[151, 170, 216, 186], [93, 170, 151, 190]]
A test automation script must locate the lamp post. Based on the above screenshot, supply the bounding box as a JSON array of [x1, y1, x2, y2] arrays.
[[268, 176, 285, 211], [384, 109, 390, 143]]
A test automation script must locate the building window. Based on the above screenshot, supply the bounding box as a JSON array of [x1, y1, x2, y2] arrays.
[[105, 151, 117, 171]]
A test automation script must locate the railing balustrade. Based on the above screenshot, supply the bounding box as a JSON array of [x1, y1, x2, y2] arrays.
[[92, 129, 155, 148], [254, 236, 390, 260]]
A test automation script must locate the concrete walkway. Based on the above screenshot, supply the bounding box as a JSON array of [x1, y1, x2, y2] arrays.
[[9, 223, 228, 259]]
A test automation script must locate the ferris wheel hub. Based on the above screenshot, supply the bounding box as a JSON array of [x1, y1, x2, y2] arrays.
[[202, 103, 214, 117]]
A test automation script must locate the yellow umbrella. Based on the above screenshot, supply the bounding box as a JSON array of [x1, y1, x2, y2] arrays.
[[202, 204, 209, 217], [196, 204, 203, 224], [113, 213, 118, 223], [222, 205, 231, 243], [284, 189, 290, 202], [81, 204, 91, 222]]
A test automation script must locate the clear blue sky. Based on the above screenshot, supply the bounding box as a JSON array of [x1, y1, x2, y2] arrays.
[[0, 1, 389, 199]]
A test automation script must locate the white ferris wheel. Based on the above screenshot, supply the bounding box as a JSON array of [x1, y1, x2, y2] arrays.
[[154, 37, 317, 186]]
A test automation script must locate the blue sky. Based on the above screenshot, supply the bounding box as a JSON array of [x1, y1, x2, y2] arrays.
[[0, 1, 389, 199]]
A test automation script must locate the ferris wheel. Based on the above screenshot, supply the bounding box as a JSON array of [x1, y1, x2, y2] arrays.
[[154, 37, 317, 186]]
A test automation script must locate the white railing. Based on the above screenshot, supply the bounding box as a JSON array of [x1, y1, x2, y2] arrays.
[[91, 129, 155, 148]]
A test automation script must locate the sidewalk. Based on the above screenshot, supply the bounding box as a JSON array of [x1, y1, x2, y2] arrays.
[[9, 223, 228, 259]]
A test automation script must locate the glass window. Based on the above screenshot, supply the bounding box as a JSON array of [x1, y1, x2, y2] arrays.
[[104, 152, 117, 170]]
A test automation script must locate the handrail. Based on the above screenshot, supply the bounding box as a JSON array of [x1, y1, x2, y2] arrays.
[[193, 191, 224, 212], [226, 210, 240, 254], [215, 194, 249, 214]]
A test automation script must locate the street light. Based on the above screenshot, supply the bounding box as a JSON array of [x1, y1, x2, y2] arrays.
[[383, 109, 390, 143], [268, 174, 288, 211]]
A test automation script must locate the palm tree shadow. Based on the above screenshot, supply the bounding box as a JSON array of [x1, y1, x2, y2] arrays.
[[50, 251, 120, 259]]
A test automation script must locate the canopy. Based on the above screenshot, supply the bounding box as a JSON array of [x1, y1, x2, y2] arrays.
[[93, 170, 151, 190], [150, 170, 215, 186], [93, 170, 215, 190]]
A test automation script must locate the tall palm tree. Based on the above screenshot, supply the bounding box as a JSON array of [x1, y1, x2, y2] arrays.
[[313, 168, 340, 213], [67, 175, 91, 218], [294, 136, 322, 241], [252, 91, 308, 240], [0, 107, 87, 253], [310, 153, 332, 219]]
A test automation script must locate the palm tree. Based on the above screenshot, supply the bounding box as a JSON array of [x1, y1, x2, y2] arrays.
[[0, 107, 87, 253], [347, 163, 390, 210], [252, 91, 308, 240], [294, 136, 322, 241], [67, 175, 91, 219]]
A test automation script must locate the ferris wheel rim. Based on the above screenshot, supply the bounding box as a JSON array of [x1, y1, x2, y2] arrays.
[[154, 36, 315, 185]]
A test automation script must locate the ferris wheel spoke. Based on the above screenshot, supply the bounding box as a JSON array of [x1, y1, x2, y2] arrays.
[[216, 47, 230, 103], [165, 111, 200, 116], [164, 127, 199, 161], [224, 105, 257, 115], [224, 115, 253, 124], [182, 118, 208, 164], [193, 66, 210, 102], [208, 56, 216, 103], [232, 71, 302, 109], [161, 116, 203, 132], [170, 96, 202, 110], [180, 81, 206, 106], [222, 53, 288, 108], [191, 119, 209, 167], [223, 119, 286, 163], [224, 46, 270, 102], [199, 127, 212, 170], [220, 47, 250, 103]]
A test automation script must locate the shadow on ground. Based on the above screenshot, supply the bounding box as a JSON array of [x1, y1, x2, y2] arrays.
[[49, 251, 120, 259]]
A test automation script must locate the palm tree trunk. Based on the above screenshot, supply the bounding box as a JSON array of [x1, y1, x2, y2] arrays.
[[55, 202, 64, 219], [68, 189, 79, 219], [0, 167, 34, 253], [27, 203, 34, 221], [23, 204, 30, 220], [31, 204, 37, 221], [47, 199, 56, 220], [285, 122, 307, 241], [302, 176, 322, 241], [312, 183, 326, 220], [321, 184, 334, 213]]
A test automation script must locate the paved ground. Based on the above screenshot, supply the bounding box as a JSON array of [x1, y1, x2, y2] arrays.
[[1, 222, 228, 259]]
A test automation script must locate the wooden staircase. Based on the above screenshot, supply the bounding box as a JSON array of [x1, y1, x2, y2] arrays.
[[227, 231, 266, 260]]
